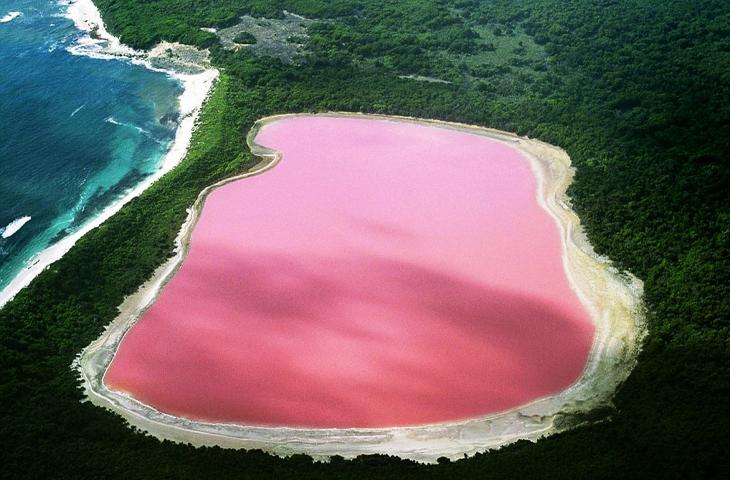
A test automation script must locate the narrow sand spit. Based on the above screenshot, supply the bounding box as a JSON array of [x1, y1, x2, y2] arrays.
[[76, 113, 646, 463]]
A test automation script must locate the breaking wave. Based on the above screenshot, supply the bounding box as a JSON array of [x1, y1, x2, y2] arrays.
[[1, 217, 32, 239], [0, 12, 22, 24]]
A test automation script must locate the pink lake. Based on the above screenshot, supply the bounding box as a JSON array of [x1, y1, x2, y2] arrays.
[[105, 116, 594, 428]]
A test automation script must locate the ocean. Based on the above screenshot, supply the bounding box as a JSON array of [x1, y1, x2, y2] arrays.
[[0, 1, 182, 294]]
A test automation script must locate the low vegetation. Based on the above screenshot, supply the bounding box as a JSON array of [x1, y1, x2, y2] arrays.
[[232, 31, 257, 44]]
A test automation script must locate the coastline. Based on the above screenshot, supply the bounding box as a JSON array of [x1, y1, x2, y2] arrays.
[[77, 113, 646, 463], [0, 0, 218, 308]]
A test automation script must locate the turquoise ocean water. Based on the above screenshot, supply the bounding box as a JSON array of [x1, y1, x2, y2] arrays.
[[0, 1, 181, 292]]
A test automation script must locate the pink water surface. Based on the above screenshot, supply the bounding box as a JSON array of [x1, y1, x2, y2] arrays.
[[105, 116, 594, 428]]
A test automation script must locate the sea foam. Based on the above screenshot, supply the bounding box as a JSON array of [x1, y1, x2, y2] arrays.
[[1, 11, 22, 23], [70, 103, 86, 117], [105, 117, 165, 145], [1, 217, 31, 239]]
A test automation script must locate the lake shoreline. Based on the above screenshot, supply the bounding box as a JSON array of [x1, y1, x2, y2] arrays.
[[76, 113, 646, 463]]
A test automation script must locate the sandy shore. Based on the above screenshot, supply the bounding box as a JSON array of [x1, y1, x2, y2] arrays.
[[76, 113, 646, 463], [0, 0, 218, 308]]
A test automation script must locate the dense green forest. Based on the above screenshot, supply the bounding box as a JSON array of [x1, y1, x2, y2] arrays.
[[1, 0, 728, 478]]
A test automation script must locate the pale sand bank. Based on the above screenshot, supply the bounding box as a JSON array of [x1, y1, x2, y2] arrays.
[[76, 113, 645, 463]]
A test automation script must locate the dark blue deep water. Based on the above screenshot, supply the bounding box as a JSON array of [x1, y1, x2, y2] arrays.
[[0, 1, 181, 291]]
